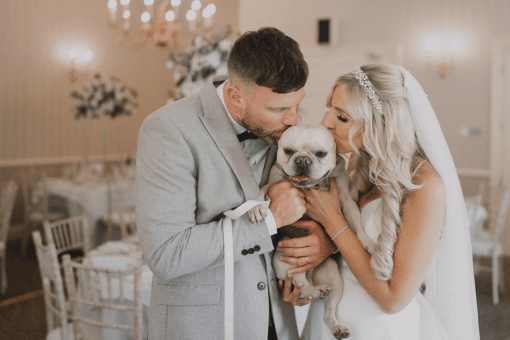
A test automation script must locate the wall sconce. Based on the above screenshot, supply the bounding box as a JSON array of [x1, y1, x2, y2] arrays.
[[431, 51, 454, 79], [69, 48, 78, 82], [423, 35, 466, 79], [69, 48, 92, 82]]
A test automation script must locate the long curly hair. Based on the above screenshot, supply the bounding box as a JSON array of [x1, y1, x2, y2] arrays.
[[327, 64, 427, 281]]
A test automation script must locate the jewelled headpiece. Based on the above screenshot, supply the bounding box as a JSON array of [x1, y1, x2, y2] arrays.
[[351, 67, 384, 115]]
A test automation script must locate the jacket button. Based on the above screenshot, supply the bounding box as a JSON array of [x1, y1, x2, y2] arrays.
[[248, 248, 254, 254], [257, 282, 266, 290], [241, 249, 248, 256], [254, 245, 260, 252]]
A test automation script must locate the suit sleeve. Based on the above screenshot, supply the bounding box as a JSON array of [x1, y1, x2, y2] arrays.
[[136, 112, 275, 281]]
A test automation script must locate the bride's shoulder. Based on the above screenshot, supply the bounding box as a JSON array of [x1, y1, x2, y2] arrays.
[[407, 158, 446, 206]]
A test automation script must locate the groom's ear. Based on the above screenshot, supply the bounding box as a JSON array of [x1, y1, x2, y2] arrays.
[[224, 83, 246, 109]]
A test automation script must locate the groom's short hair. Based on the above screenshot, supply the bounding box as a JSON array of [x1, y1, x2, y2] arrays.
[[227, 27, 308, 94]]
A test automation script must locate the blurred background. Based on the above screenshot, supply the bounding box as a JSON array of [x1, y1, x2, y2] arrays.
[[0, 0, 509, 339]]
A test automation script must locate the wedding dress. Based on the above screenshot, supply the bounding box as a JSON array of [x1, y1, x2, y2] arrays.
[[300, 197, 450, 340]]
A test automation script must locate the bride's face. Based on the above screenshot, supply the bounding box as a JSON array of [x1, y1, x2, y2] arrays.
[[323, 85, 363, 154]]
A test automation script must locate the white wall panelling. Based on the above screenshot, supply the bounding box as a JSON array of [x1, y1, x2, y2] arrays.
[[299, 43, 402, 126]]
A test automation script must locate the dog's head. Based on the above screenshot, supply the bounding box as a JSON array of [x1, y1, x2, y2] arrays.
[[277, 125, 337, 188]]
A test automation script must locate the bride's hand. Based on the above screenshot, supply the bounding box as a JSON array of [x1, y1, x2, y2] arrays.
[[304, 177, 345, 227], [277, 220, 336, 274]]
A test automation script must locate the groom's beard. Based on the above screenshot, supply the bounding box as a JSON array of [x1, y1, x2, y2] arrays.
[[241, 108, 290, 144]]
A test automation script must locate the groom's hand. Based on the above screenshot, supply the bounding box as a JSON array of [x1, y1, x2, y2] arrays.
[[267, 181, 306, 228], [278, 273, 313, 307], [277, 220, 337, 274]]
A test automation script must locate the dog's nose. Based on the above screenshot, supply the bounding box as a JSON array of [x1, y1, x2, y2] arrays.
[[296, 156, 312, 167]]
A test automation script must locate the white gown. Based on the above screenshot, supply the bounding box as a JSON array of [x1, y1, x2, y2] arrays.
[[300, 198, 450, 340]]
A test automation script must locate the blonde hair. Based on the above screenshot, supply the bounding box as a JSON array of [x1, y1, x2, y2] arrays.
[[327, 64, 427, 281]]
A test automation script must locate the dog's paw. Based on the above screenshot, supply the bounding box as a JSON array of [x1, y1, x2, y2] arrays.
[[318, 286, 332, 299], [333, 326, 350, 339], [248, 205, 267, 223], [301, 285, 331, 299]]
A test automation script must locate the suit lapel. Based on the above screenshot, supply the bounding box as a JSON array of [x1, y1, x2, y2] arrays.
[[260, 144, 277, 187], [198, 76, 262, 200]]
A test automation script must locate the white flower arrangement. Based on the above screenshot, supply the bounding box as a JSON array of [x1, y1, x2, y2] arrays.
[[71, 73, 138, 119], [167, 27, 234, 100]]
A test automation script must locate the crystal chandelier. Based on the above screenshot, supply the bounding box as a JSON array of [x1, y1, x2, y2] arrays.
[[107, 0, 217, 49]]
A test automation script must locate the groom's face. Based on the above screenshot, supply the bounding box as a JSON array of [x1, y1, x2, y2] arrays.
[[241, 86, 304, 144]]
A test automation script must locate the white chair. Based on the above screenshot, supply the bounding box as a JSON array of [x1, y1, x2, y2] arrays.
[[468, 180, 486, 239], [471, 186, 510, 305], [44, 214, 92, 262], [0, 180, 19, 294], [32, 230, 73, 340], [104, 178, 136, 241], [15, 167, 69, 256], [62, 254, 144, 340]]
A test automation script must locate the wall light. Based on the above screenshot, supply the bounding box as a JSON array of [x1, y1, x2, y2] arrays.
[[420, 34, 468, 79], [69, 48, 78, 82], [68, 47, 93, 82]]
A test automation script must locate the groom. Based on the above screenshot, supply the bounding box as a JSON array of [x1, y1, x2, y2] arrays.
[[136, 27, 334, 339]]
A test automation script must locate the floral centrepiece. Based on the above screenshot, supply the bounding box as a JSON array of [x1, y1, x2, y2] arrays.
[[166, 27, 234, 100], [71, 73, 138, 119]]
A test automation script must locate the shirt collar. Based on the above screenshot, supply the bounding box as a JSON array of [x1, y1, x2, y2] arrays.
[[216, 80, 247, 136]]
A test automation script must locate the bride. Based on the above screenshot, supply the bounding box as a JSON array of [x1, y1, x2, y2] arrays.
[[277, 64, 480, 339]]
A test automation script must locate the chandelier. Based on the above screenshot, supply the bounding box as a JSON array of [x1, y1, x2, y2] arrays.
[[107, 0, 217, 49]]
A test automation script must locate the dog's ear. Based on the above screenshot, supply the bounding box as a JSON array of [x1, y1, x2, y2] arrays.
[[329, 156, 346, 178]]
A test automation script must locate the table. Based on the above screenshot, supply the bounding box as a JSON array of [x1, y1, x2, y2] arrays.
[[83, 236, 152, 339], [44, 177, 135, 246]]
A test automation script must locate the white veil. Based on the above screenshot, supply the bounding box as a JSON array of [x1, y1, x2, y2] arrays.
[[397, 66, 480, 340]]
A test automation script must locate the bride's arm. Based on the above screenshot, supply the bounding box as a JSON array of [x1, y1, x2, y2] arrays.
[[293, 171, 445, 314]]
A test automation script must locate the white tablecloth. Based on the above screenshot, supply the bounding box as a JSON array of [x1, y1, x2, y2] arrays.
[[45, 177, 135, 246]]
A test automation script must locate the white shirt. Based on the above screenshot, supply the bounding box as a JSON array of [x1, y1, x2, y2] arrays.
[[216, 81, 277, 236]]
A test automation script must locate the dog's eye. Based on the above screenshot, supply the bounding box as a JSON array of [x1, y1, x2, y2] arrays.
[[316, 151, 328, 158], [284, 148, 295, 156]]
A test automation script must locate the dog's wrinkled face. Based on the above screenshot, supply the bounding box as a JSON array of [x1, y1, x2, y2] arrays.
[[277, 125, 337, 188]]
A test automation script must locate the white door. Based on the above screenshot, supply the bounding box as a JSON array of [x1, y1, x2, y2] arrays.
[[490, 38, 510, 255], [503, 49, 510, 187], [491, 39, 510, 188], [299, 43, 402, 126]]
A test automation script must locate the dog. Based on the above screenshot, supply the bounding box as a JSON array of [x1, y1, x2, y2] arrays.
[[248, 124, 375, 339]]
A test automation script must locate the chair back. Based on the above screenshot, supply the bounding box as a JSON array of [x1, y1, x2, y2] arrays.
[[20, 167, 47, 220], [107, 179, 136, 214], [493, 190, 510, 241], [32, 230, 70, 340], [44, 214, 91, 256], [0, 180, 19, 243], [469, 180, 486, 239], [62, 254, 143, 340], [105, 177, 136, 240]]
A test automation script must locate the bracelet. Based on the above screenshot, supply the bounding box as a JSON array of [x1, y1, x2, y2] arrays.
[[331, 225, 349, 241]]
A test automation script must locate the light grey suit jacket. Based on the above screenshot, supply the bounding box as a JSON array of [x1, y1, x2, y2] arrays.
[[136, 75, 300, 339]]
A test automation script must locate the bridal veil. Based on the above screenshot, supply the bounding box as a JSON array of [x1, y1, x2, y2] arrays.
[[398, 66, 480, 340]]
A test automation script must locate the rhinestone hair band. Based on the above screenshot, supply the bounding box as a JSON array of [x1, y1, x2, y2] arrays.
[[351, 67, 384, 115]]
